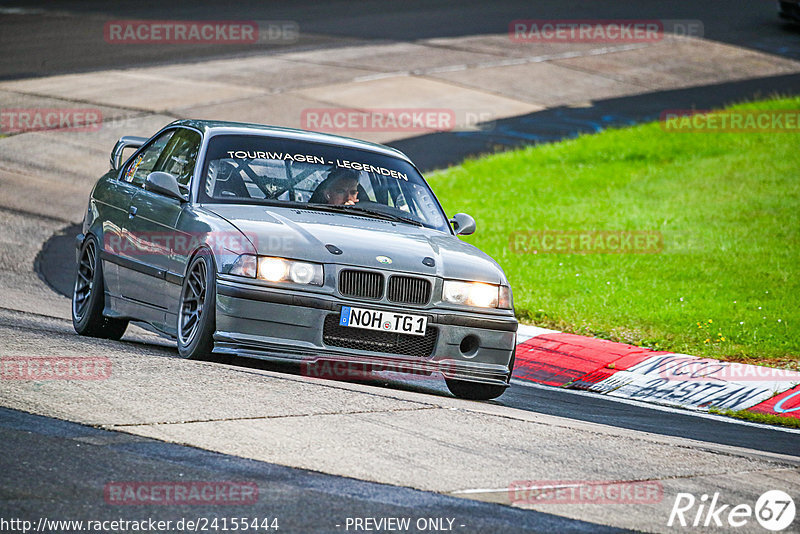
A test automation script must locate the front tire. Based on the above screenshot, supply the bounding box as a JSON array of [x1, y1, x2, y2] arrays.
[[72, 236, 128, 339], [445, 378, 507, 401], [177, 251, 216, 360]]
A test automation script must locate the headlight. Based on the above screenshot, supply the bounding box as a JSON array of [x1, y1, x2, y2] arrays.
[[258, 257, 288, 282], [443, 280, 500, 308], [498, 285, 513, 310], [229, 254, 257, 278], [229, 254, 323, 286]]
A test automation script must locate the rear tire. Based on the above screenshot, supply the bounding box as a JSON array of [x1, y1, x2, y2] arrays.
[[177, 251, 216, 360], [72, 236, 128, 340], [445, 378, 507, 401]]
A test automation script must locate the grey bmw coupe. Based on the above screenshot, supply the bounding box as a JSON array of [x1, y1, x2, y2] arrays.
[[72, 120, 517, 400]]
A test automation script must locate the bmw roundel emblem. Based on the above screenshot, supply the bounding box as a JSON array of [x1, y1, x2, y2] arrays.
[[376, 255, 392, 264]]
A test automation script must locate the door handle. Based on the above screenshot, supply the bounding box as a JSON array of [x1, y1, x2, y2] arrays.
[[128, 206, 137, 219]]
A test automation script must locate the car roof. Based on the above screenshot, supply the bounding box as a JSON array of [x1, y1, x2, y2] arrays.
[[169, 119, 413, 163]]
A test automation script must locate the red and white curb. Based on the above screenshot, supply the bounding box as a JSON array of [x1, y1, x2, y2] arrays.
[[514, 325, 800, 420]]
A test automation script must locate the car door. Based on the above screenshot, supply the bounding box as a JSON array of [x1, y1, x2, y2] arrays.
[[113, 128, 176, 321], [124, 127, 202, 334], [91, 169, 139, 300]]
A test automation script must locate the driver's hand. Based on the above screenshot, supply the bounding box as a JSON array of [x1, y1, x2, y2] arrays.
[[344, 199, 357, 205]]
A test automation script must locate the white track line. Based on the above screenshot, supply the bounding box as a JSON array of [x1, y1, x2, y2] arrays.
[[510, 378, 800, 435]]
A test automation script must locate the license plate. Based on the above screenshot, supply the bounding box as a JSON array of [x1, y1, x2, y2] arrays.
[[339, 306, 427, 336]]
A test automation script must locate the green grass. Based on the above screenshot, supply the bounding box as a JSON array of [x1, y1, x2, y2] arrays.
[[708, 407, 800, 429], [430, 96, 800, 364]]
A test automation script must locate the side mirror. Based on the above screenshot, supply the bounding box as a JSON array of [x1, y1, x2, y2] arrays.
[[110, 135, 147, 170], [145, 172, 186, 202], [449, 213, 476, 236]]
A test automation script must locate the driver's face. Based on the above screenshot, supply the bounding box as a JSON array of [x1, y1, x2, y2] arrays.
[[325, 178, 359, 205]]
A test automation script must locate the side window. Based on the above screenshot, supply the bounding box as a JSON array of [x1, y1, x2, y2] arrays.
[[121, 130, 175, 186], [154, 128, 201, 190]]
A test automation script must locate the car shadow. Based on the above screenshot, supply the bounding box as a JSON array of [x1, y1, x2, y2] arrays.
[[213, 354, 459, 399]]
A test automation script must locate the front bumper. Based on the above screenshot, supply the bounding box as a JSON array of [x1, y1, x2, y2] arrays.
[[214, 278, 518, 387]]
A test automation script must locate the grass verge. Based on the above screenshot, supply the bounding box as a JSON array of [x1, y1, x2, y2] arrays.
[[708, 407, 800, 429], [430, 96, 800, 364]]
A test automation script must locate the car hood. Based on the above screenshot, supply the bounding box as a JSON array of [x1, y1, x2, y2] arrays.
[[204, 204, 507, 284]]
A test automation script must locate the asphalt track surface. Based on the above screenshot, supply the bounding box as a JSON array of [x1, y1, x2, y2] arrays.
[[2, 0, 799, 171], [1, 407, 624, 533], [1, 0, 799, 80], [3, 1, 800, 532]]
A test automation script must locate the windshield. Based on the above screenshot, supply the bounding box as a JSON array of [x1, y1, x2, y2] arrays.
[[199, 134, 450, 232]]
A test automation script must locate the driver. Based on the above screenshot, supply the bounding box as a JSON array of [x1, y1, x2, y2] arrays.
[[313, 168, 360, 205]]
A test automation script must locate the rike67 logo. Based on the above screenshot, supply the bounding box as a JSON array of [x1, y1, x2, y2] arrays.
[[668, 490, 795, 531]]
